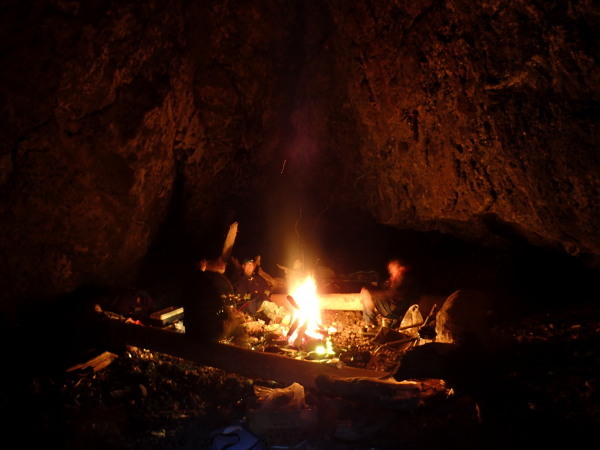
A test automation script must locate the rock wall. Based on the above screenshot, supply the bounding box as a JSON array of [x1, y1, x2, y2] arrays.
[[0, 0, 301, 315], [317, 0, 599, 259], [0, 0, 597, 316], [0, 1, 184, 313]]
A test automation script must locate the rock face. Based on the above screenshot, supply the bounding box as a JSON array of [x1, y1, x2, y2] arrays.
[[0, 0, 302, 314], [317, 1, 600, 255], [434, 289, 494, 345], [0, 0, 598, 316], [0, 1, 184, 313]]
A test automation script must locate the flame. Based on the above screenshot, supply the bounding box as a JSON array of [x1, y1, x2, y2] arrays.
[[288, 275, 323, 343]]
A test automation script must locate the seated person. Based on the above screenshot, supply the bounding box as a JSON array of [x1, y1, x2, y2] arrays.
[[253, 255, 286, 293], [232, 257, 272, 315], [183, 254, 237, 342], [361, 258, 420, 328]]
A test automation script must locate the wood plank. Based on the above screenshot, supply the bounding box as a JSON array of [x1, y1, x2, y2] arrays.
[[318, 293, 362, 311], [103, 318, 450, 409], [270, 293, 362, 312], [67, 351, 118, 372], [104, 319, 390, 391]]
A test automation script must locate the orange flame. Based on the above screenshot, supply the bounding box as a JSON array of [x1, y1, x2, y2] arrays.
[[288, 275, 324, 343]]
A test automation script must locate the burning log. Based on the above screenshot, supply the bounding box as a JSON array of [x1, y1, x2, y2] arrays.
[[286, 295, 300, 311], [286, 316, 301, 338]]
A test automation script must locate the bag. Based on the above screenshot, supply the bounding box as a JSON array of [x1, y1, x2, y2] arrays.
[[210, 424, 266, 450]]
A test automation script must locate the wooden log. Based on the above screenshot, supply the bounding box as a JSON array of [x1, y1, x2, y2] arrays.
[[270, 293, 362, 312], [317, 293, 446, 314], [104, 318, 390, 391], [221, 222, 238, 262], [270, 292, 444, 314], [67, 351, 118, 373], [315, 374, 449, 410], [319, 293, 362, 310], [103, 319, 451, 409]]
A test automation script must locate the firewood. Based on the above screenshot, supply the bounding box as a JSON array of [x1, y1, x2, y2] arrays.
[[315, 374, 449, 410], [221, 222, 238, 262], [67, 351, 118, 373], [104, 317, 390, 391]]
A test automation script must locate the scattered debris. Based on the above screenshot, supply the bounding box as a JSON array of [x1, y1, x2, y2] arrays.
[[8, 299, 599, 449], [148, 305, 184, 327]]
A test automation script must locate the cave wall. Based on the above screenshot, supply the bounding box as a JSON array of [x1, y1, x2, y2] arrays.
[[315, 0, 599, 257], [0, 0, 301, 315], [0, 1, 183, 314], [0, 0, 598, 316]]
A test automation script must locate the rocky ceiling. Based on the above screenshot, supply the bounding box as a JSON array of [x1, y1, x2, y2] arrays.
[[0, 0, 598, 317]]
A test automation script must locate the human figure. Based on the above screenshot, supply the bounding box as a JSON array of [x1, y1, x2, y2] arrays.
[[361, 258, 420, 328], [184, 254, 237, 341], [232, 257, 272, 315], [254, 254, 285, 292]]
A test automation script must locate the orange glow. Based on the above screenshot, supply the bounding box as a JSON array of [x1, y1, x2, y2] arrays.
[[288, 275, 324, 343]]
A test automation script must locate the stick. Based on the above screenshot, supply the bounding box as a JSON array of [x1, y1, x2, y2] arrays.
[[221, 222, 238, 263], [287, 295, 300, 310]]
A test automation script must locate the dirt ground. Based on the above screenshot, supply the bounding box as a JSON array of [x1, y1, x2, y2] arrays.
[[3, 296, 598, 450]]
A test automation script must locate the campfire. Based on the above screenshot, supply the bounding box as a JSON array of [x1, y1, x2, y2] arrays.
[[27, 223, 596, 449], [285, 275, 336, 356]]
